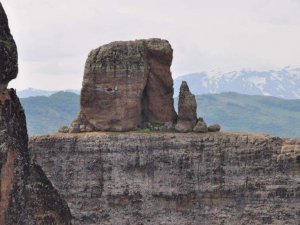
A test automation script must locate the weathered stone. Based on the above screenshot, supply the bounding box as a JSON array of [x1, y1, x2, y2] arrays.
[[72, 38, 177, 132], [0, 5, 72, 224], [29, 132, 300, 225], [0, 3, 17, 90], [208, 124, 221, 132], [193, 120, 208, 133], [175, 81, 197, 132], [0, 90, 72, 225]]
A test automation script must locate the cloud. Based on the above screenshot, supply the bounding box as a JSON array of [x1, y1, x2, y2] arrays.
[[2, 0, 300, 90]]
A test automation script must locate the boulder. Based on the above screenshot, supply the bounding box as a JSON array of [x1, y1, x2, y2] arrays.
[[208, 124, 221, 132], [71, 38, 177, 131], [175, 81, 197, 132]]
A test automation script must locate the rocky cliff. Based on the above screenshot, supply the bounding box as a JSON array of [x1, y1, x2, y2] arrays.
[[0, 3, 72, 224], [29, 132, 300, 225]]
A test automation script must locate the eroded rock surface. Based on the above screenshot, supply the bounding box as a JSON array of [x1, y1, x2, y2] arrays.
[[175, 81, 197, 132], [71, 38, 177, 132], [0, 3, 17, 90], [29, 132, 300, 225], [0, 3, 72, 224], [0, 90, 72, 225]]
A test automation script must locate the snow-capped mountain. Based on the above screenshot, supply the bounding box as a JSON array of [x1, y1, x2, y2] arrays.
[[17, 88, 80, 98], [174, 67, 300, 99]]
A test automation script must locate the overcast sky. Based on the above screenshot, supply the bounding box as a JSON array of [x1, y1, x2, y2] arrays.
[[2, 0, 300, 90]]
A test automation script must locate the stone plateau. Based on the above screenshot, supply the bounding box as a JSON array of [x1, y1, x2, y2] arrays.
[[29, 132, 300, 225]]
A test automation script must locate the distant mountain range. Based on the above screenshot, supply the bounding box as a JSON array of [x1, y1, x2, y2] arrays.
[[174, 67, 300, 99], [17, 88, 80, 98], [20, 92, 79, 135], [191, 92, 300, 138], [18, 67, 300, 99], [20, 91, 300, 137]]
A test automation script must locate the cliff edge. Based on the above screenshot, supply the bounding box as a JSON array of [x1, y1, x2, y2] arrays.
[[29, 132, 300, 225]]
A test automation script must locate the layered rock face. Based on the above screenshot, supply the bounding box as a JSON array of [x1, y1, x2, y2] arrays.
[[71, 39, 177, 132], [0, 90, 72, 224], [29, 132, 300, 225], [0, 3, 72, 224]]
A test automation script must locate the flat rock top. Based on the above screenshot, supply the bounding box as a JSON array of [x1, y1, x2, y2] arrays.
[[92, 38, 172, 55], [30, 131, 275, 141], [85, 38, 173, 73]]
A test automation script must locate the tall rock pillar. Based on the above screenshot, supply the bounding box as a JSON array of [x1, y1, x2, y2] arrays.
[[0, 3, 72, 224]]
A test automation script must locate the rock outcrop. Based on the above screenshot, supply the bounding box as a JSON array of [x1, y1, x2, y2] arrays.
[[29, 132, 300, 225], [175, 81, 197, 132], [0, 3, 17, 90], [0, 90, 72, 224], [70, 39, 177, 132], [0, 3, 72, 224]]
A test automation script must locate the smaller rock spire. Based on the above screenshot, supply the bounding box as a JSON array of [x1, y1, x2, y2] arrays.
[[175, 81, 221, 133], [175, 81, 197, 132]]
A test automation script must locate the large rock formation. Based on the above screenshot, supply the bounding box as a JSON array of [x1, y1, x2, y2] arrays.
[[0, 3, 72, 224], [29, 132, 300, 225], [70, 39, 177, 132], [175, 81, 197, 132]]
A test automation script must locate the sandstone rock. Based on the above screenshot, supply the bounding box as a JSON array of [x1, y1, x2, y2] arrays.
[[175, 81, 197, 132], [193, 120, 208, 133], [0, 5, 72, 224], [0, 3, 18, 90], [72, 38, 177, 132], [29, 132, 300, 225], [208, 124, 221, 132]]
